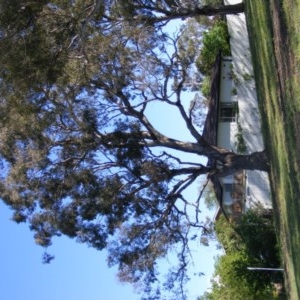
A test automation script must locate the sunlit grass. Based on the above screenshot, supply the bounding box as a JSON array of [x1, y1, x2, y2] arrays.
[[245, 0, 300, 298]]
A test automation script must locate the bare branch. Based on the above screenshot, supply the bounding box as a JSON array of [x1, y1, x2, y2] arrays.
[[195, 179, 210, 223]]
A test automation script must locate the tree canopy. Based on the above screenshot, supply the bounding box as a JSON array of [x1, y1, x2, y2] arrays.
[[0, 1, 271, 299]]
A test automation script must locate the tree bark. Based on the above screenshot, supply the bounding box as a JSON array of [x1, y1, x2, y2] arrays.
[[98, 131, 270, 175], [140, 3, 245, 24], [215, 150, 270, 177], [193, 3, 245, 16]]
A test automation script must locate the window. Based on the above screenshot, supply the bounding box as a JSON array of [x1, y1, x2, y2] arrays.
[[219, 102, 237, 122], [223, 183, 234, 205], [224, 183, 233, 193]]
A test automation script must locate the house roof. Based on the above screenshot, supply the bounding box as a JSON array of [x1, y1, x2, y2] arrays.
[[202, 52, 221, 146], [201, 52, 228, 220]]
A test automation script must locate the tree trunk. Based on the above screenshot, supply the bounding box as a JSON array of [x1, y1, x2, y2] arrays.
[[216, 150, 270, 177], [185, 3, 245, 17], [149, 3, 245, 23]]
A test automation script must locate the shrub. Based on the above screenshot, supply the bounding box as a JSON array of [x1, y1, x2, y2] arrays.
[[196, 20, 231, 76], [200, 75, 211, 99]]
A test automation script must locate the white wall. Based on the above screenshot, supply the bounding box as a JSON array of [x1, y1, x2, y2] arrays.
[[225, 8, 265, 154], [219, 59, 232, 103], [246, 171, 272, 210], [221, 1, 272, 210], [217, 59, 238, 152], [217, 123, 233, 150]]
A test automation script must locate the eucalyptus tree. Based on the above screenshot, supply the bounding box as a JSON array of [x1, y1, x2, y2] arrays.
[[0, 1, 268, 299]]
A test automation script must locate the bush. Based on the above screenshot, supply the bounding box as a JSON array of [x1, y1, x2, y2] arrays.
[[205, 211, 284, 299], [196, 20, 231, 76], [200, 76, 211, 99]]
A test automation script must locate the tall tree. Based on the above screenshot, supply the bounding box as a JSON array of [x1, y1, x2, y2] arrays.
[[0, 1, 267, 299]]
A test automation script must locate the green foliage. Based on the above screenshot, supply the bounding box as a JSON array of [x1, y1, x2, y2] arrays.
[[202, 211, 282, 299], [235, 209, 280, 268], [242, 72, 254, 81], [0, 1, 73, 86], [206, 252, 276, 300], [196, 20, 231, 76], [235, 121, 247, 154], [176, 18, 205, 92], [231, 87, 238, 95], [203, 0, 224, 5], [217, 209, 281, 268], [202, 180, 218, 210], [178, 18, 205, 63], [200, 76, 211, 100], [214, 216, 241, 253]]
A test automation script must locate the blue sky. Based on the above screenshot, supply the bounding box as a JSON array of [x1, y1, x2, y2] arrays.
[[0, 199, 218, 300], [0, 200, 141, 300]]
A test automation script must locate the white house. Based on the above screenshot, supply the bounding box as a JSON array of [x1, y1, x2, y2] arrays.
[[203, 4, 272, 220]]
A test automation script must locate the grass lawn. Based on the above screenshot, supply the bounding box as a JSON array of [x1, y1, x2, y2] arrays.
[[245, 0, 300, 298]]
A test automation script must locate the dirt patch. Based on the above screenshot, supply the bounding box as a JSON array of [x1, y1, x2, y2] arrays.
[[270, 1, 295, 106]]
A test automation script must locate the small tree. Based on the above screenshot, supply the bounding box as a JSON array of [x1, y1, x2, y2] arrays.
[[200, 211, 282, 299], [196, 20, 231, 76]]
